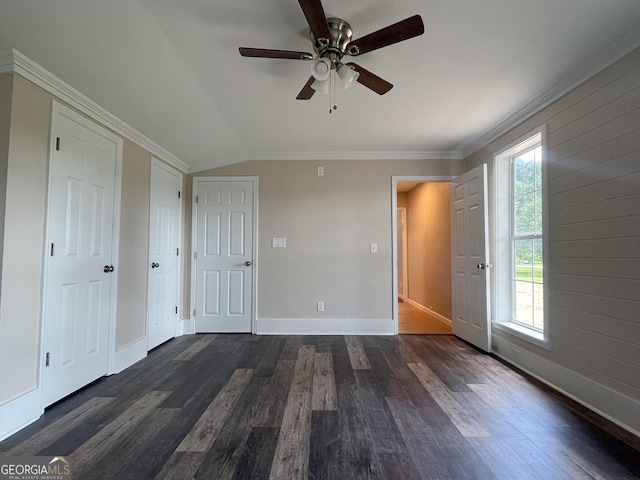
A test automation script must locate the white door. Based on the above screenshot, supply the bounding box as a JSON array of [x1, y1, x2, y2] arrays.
[[147, 160, 182, 350], [43, 104, 120, 406], [194, 179, 254, 332], [450, 164, 491, 352]]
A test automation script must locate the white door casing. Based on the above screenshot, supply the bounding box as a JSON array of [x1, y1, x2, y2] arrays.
[[42, 102, 122, 407], [147, 159, 182, 350], [450, 164, 491, 352], [193, 178, 256, 333]]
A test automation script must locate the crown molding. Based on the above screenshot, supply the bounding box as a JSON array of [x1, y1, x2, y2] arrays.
[[0, 49, 188, 173], [247, 150, 464, 161], [457, 30, 640, 158]]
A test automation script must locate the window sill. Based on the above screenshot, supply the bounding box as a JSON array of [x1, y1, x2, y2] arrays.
[[492, 321, 551, 350]]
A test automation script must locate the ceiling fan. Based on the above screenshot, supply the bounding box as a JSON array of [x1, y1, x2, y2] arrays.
[[239, 0, 424, 100]]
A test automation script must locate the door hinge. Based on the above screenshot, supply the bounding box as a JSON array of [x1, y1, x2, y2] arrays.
[[45, 352, 50, 367], [50, 243, 55, 256], [175, 306, 178, 314], [193, 308, 196, 317], [176, 248, 179, 255], [195, 195, 199, 203], [178, 190, 181, 199], [193, 252, 197, 260], [55, 137, 60, 151]]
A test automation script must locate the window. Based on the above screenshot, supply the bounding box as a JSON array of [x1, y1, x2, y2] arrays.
[[494, 128, 549, 347]]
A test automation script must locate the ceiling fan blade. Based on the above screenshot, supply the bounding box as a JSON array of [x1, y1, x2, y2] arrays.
[[296, 77, 316, 100], [347, 63, 393, 95], [239, 47, 314, 60], [298, 0, 331, 44], [346, 15, 424, 56]]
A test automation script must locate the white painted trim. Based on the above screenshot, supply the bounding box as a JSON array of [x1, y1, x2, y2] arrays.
[[391, 176, 455, 335], [0, 48, 188, 173], [114, 337, 147, 374], [458, 32, 640, 158], [0, 389, 43, 442], [492, 126, 551, 348], [405, 298, 452, 327], [256, 318, 394, 335], [191, 176, 259, 334], [249, 151, 464, 161], [181, 317, 195, 336], [492, 335, 640, 438]]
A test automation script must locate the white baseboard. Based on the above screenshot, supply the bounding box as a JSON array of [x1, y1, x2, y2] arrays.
[[405, 299, 452, 326], [181, 317, 195, 336], [256, 318, 395, 335], [0, 388, 43, 442], [492, 335, 640, 438], [114, 337, 147, 374]]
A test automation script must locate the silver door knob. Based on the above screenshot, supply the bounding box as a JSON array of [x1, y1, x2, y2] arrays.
[[245, 261, 252, 266], [104, 265, 114, 273], [151, 262, 159, 268], [477, 263, 485, 270]]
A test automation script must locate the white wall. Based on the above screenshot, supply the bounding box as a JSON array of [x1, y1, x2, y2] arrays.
[[465, 47, 640, 434]]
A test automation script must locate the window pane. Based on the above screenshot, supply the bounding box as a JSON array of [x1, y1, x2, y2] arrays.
[[534, 189, 542, 235], [533, 238, 543, 284], [534, 146, 542, 190], [533, 283, 544, 331], [514, 192, 535, 236], [514, 239, 533, 283], [514, 149, 536, 197], [514, 281, 534, 326]]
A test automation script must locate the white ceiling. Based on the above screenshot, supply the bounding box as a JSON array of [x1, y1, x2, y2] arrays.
[[1, 0, 640, 172]]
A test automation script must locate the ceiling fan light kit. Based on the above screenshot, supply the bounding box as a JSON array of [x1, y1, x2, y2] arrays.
[[311, 58, 332, 80], [239, 0, 424, 101]]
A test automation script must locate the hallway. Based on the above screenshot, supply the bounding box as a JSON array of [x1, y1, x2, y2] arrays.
[[398, 301, 452, 334]]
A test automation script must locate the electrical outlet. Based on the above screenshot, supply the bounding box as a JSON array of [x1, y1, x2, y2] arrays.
[[370, 243, 378, 253], [317, 166, 324, 177], [317, 301, 324, 312]]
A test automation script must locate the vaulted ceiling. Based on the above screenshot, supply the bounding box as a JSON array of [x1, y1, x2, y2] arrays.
[[1, 0, 640, 172]]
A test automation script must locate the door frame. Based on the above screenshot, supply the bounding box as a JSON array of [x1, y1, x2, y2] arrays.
[[391, 176, 453, 335], [147, 158, 183, 349], [397, 206, 408, 301], [191, 176, 259, 334], [40, 101, 123, 404]]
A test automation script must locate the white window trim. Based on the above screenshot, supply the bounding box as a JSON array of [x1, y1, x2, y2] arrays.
[[493, 126, 551, 350]]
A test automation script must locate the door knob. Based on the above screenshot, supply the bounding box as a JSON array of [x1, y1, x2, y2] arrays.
[[477, 263, 485, 270], [245, 261, 252, 266], [151, 262, 159, 268], [104, 265, 115, 273]]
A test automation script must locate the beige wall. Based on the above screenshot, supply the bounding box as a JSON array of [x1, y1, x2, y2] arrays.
[[190, 159, 463, 321], [465, 47, 640, 430], [0, 74, 12, 298], [0, 73, 160, 406], [406, 182, 452, 318], [116, 141, 151, 348], [0, 74, 50, 401]]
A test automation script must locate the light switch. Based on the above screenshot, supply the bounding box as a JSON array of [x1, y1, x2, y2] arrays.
[[317, 166, 324, 177], [272, 237, 286, 248], [370, 243, 378, 253]]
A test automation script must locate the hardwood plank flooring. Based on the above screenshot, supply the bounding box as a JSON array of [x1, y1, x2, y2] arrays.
[[1, 333, 639, 479], [398, 301, 452, 334]]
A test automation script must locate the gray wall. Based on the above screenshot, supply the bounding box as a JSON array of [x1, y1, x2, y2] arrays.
[[466, 47, 640, 431]]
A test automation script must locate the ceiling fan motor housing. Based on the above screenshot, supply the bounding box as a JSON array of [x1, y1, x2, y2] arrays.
[[311, 18, 354, 66]]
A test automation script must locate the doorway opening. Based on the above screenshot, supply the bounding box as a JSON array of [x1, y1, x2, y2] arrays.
[[393, 177, 453, 335]]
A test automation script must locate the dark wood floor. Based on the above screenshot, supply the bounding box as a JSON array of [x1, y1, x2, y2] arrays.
[[1, 334, 639, 479]]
